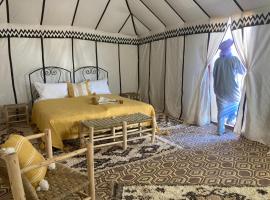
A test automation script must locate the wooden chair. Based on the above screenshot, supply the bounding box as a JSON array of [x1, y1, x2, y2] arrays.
[[0, 129, 95, 200]]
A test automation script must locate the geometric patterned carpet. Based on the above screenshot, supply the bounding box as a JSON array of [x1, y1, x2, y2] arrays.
[[94, 128, 270, 199], [1, 115, 270, 200]]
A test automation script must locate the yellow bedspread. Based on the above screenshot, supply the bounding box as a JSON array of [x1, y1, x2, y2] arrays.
[[32, 94, 155, 149]]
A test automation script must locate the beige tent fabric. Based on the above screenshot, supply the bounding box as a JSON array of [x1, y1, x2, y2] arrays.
[[165, 37, 184, 118], [119, 45, 138, 93], [232, 9, 270, 146], [149, 40, 165, 112], [97, 42, 120, 94], [182, 33, 208, 124], [0, 39, 15, 105], [138, 43, 150, 103], [11, 38, 43, 103]]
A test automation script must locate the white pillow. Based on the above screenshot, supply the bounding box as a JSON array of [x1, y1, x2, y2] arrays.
[[89, 79, 111, 94], [34, 82, 68, 100]]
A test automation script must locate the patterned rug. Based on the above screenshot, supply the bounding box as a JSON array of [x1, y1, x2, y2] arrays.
[[63, 137, 178, 173], [1, 115, 270, 200], [0, 113, 180, 199], [113, 184, 270, 200]]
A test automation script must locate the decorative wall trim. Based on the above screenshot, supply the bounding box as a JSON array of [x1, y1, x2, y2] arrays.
[[231, 12, 270, 30], [0, 27, 139, 45], [0, 22, 228, 45], [138, 22, 228, 44]]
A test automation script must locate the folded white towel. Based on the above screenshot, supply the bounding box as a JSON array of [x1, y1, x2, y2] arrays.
[[98, 97, 117, 104]]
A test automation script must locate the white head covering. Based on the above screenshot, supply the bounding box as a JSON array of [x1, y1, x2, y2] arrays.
[[219, 39, 233, 57]]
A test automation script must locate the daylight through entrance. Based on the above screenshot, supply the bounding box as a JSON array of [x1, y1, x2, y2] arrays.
[[209, 27, 246, 130]]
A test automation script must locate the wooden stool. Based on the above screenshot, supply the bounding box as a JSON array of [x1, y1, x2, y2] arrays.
[[4, 103, 29, 127]]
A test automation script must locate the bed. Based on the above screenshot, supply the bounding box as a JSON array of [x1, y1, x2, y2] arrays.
[[30, 66, 155, 149]]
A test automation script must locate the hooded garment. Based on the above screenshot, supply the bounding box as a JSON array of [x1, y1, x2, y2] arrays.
[[213, 39, 246, 103]]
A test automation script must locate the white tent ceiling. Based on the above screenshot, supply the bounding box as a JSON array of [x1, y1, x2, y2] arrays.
[[1, 0, 270, 36]]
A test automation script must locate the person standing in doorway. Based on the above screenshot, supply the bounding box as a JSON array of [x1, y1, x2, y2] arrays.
[[213, 39, 246, 135]]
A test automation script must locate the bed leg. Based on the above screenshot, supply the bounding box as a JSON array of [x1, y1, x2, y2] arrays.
[[151, 116, 156, 143], [123, 121, 127, 150], [79, 122, 84, 148]]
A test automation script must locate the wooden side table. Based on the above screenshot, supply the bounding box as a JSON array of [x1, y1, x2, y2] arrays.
[[120, 92, 141, 101], [3, 103, 29, 127]]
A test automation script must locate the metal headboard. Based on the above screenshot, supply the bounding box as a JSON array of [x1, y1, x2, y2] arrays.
[[29, 66, 72, 103], [74, 66, 109, 83]]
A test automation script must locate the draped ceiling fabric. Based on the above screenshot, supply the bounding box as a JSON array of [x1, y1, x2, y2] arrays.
[[231, 8, 270, 146], [0, 0, 269, 36]]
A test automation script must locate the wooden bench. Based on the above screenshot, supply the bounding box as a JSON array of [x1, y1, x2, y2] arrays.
[[79, 113, 156, 149]]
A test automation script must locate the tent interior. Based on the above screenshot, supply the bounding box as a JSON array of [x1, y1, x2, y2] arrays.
[[1, 0, 270, 199]]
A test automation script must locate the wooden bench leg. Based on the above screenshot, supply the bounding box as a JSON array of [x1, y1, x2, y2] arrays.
[[112, 127, 116, 142], [151, 116, 156, 143], [122, 121, 127, 150], [138, 123, 142, 137]]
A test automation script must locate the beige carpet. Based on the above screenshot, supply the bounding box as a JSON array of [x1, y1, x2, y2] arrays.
[[113, 184, 270, 200]]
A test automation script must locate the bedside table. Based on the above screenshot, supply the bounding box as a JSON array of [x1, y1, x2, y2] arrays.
[[120, 92, 141, 101], [4, 103, 29, 127]]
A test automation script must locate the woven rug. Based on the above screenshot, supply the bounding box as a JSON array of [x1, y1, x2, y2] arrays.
[[63, 137, 178, 173], [113, 184, 270, 200], [0, 114, 180, 199]]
